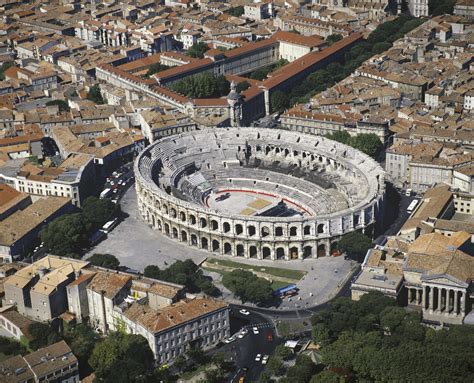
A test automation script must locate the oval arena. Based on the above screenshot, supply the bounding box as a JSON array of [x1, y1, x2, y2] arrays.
[[135, 128, 386, 261]]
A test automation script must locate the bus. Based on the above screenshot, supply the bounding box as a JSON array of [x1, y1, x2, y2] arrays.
[[102, 217, 119, 233], [272, 284, 298, 297], [100, 188, 112, 199], [407, 199, 419, 214], [89, 230, 107, 246]]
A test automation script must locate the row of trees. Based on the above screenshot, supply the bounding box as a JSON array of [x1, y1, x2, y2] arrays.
[[269, 15, 424, 112], [145, 62, 170, 78], [40, 197, 119, 258], [249, 59, 288, 81], [307, 292, 474, 382], [144, 259, 219, 296], [325, 130, 383, 159], [221, 269, 273, 305], [169, 72, 230, 98]]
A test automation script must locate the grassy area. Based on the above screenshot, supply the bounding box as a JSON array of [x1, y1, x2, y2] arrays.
[[205, 258, 305, 280], [203, 267, 297, 291]]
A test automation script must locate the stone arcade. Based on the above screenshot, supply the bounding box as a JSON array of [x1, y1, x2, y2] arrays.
[[135, 128, 385, 261]]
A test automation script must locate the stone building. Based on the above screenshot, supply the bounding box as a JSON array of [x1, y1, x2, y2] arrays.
[[2, 256, 89, 321], [135, 128, 385, 261]]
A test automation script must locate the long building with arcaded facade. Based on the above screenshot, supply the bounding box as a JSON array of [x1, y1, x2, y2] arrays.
[[135, 127, 385, 261]]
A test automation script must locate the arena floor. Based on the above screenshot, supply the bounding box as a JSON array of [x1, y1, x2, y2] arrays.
[[206, 189, 309, 217]]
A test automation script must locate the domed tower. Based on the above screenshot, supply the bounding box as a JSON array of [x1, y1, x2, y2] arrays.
[[227, 81, 242, 127]]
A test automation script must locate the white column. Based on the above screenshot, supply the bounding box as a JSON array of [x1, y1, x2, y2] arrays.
[[429, 286, 434, 312], [416, 289, 421, 305], [454, 290, 459, 315], [422, 286, 427, 310], [437, 288, 443, 312]]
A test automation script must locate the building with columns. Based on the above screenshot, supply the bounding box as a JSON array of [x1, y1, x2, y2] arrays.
[[352, 231, 474, 325]]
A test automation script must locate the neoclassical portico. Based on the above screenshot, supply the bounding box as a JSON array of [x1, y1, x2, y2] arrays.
[[421, 281, 468, 325]]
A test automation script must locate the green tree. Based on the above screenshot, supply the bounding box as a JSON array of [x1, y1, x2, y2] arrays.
[[221, 269, 273, 304], [0, 61, 13, 81], [81, 196, 119, 230], [40, 213, 90, 258], [227, 5, 244, 17], [310, 370, 345, 383], [266, 355, 284, 376], [46, 100, 70, 112], [145, 62, 170, 77], [325, 131, 351, 145], [325, 34, 343, 45], [187, 42, 209, 59], [63, 323, 99, 378], [0, 336, 27, 356], [271, 90, 290, 113], [351, 133, 383, 158], [338, 231, 372, 261], [275, 344, 293, 360], [86, 84, 105, 104], [89, 332, 153, 382], [88, 253, 120, 269], [169, 73, 229, 98], [28, 323, 61, 350], [236, 80, 251, 93], [372, 42, 392, 54], [144, 259, 219, 296]]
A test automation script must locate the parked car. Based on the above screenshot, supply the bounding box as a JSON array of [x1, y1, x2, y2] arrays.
[[252, 327, 259, 335], [262, 355, 269, 365], [239, 309, 250, 316], [255, 354, 262, 362]]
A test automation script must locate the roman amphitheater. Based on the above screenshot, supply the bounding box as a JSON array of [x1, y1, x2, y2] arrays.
[[135, 128, 385, 261]]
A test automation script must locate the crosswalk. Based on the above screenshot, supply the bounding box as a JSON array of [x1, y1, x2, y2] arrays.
[[242, 322, 274, 330]]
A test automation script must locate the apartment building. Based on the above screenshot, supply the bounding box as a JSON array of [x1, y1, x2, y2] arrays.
[[0, 340, 79, 383], [3, 256, 89, 321]]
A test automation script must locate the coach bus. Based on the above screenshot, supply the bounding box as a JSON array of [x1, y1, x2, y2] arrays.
[[407, 199, 419, 214], [102, 217, 119, 233], [273, 284, 298, 297]]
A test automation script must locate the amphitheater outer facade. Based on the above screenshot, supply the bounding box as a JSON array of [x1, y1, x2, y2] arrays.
[[135, 127, 386, 261]]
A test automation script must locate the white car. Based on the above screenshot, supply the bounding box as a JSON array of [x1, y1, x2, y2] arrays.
[[238, 329, 248, 339], [255, 354, 262, 362], [252, 327, 259, 335], [223, 336, 236, 344], [239, 309, 250, 316], [262, 355, 269, 365]]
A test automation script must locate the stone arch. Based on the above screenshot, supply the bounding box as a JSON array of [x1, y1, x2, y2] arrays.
[[304, 225, 311, 235], [164, 223, 170, 236], [249, 246, 257, 258], [189, 214, 197, 225], [303, 246, 312, 258], [181, 230, 188, 242], [235, 224, 243, 235], [200, 217, 207, 228], [170, 207, 177, 218], [289, 227, 298, 236], [212, 240, 220, 252], [172, 227, 178, 238], [290, 246, 298, 259], [317, 223, 325, 234], [275, 227, 283, 237], [262, 247, 271, 259], [223, 222, 231, 233], [248, 225, 256, 236], [276, 247, 285, 260], [151, 214, 156, 228], [317, 244, 327, 257], [330, 241, 339, 255], [201, 237, 208, 250], [211, 220, 219, 230], [224, 242, 232, 254], [236, 244, 244, 257], [191, 234, 198, 246], [157, 218, 162, 231], [261, 226, 270, 237], [163, 204, 168, 215], [179, 211, 186, 222]]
